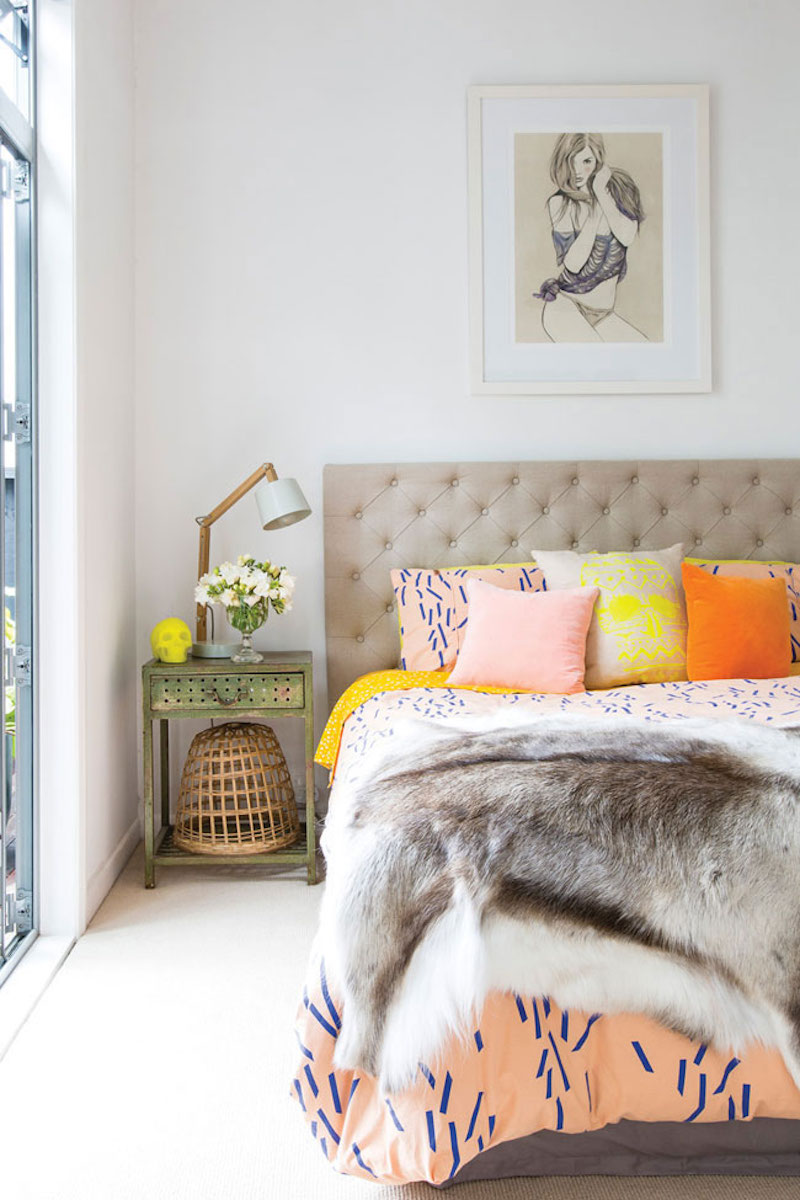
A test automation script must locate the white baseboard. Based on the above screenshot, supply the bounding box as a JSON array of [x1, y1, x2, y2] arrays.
[[85, 815, 141, 925]]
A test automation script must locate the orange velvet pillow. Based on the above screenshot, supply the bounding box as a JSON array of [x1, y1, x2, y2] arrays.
[[682, 562, 791, 681]]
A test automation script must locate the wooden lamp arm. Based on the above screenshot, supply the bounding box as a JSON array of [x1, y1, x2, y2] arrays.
[[195, 462, 279, 642]]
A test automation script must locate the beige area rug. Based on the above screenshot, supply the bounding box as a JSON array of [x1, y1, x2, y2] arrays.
[[0, 846, 797, 1200]]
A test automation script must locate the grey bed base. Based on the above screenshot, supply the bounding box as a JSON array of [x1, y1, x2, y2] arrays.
[[440, 1119, 800, 1185], [322, 458, 800, 1180]]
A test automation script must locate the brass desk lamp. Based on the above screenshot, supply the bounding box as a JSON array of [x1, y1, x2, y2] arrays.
[[193, 463, 311, 658]]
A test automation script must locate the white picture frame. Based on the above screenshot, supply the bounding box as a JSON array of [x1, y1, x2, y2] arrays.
[[468, 84, 711, 395]]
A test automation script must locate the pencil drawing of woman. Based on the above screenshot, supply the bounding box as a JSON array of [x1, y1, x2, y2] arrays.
[[535, 133, 647, 342]]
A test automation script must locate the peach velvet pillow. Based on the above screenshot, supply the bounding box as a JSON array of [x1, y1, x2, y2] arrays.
[[447, 579, 599, 693], [682, 562, 792, 681]]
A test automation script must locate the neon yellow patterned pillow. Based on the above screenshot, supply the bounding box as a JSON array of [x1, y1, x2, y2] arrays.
[[533, 545, 687, 688]]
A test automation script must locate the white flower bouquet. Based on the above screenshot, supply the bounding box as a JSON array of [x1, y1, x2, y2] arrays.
[[194, 555, 295, 662]]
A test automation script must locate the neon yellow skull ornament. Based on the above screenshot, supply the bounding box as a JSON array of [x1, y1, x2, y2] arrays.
[[151, 617, 192, 663]]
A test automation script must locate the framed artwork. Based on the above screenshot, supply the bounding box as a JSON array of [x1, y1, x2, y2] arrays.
[[468, 85, 711, 394]]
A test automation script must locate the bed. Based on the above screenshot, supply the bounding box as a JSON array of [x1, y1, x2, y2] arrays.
[[292, 459, 800, 1185]]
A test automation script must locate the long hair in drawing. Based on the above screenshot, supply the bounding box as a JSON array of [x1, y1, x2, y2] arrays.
[[549, 132, 645, 223]]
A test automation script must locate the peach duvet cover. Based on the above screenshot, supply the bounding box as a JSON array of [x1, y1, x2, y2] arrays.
[[292, 675, 800, 1185]]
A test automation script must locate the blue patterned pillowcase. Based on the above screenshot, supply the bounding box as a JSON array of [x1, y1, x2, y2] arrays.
[[391, 565, 546, 672]]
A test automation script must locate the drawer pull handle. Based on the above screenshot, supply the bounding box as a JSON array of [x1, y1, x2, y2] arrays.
[[213, 686, 251, 707]]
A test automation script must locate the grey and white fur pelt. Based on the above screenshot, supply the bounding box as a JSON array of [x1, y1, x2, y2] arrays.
[[319, 713, 800, 1095]]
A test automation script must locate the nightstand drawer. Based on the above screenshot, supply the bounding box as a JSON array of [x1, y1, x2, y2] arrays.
[[149, 672, 305, 713]]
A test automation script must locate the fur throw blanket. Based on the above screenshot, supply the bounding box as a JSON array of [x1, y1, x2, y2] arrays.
[[319, 714, 800, 1095]]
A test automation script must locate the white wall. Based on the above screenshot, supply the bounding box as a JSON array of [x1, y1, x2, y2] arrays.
[[37, 0, 81, 940], [134, 0, 800, 772], [74, 0, 138, 920], [6, 0, 136, 1032]]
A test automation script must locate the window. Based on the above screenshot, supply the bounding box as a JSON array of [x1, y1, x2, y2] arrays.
[[0, 0, 34, 983]]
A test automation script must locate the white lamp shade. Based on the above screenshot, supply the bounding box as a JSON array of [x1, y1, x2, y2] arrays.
[[255, 476, 311, 530]]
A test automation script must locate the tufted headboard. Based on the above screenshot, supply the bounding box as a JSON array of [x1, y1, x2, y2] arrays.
[[323, 460, 800, 706]]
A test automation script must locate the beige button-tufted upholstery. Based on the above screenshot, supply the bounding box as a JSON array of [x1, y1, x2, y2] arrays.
[[323, 460, 800, 706]]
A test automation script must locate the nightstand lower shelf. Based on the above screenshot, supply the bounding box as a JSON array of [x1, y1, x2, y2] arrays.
[[154, 824, 314, 869]]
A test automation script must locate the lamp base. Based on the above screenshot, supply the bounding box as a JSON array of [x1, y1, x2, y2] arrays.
[[191, 641, 238, 659]]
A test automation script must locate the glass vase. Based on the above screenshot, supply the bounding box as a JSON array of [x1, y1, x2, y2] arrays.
[[228, 604, 267, 664]]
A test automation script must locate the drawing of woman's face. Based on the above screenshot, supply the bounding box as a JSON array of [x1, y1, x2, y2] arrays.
[[570, 145, 597, 190]]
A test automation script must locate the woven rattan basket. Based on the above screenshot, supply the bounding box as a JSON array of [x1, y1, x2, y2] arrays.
[[174, 722, 299, 855]]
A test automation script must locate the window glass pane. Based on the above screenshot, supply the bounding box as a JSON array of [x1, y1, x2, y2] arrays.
[[2, 143, 15, 952], [0, 2, 29, 121], [0, 134, 33, 969]]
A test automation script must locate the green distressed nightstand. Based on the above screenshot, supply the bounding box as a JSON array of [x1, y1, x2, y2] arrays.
[[142, 652, 316, 887]]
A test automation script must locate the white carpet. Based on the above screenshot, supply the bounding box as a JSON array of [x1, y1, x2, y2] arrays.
[[0, 846, 798, 1200]]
